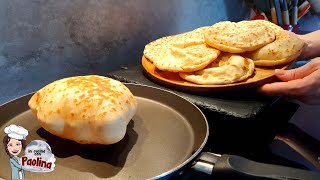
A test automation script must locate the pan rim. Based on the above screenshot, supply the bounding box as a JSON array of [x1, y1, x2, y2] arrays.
[[0, 93, 32, 106], [124, 83, 209, 180], [0, 83, 209, 180]]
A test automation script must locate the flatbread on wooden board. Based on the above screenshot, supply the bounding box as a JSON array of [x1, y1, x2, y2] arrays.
[[143, 20, 306, 86], [179, 53, 255, 85], [144, 27, 221, 72], [204, 20, 276, 53], [143, 26, 210, 63], [243, 20, 305, 66]]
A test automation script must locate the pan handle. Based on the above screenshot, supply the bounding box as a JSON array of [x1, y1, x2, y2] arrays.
[[192, 152, 320, 180]]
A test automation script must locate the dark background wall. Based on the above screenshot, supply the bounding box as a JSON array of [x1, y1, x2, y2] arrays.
[[0, 0, 249, 104]]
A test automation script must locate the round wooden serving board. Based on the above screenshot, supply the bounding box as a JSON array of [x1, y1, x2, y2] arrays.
[[141, 56, 291, 93]]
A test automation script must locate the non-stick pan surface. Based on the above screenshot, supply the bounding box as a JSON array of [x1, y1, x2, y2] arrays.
[[0, 83, 208, 180]]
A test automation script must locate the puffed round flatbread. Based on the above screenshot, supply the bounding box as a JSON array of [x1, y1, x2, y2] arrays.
[[170, 26, 210, 48], [143, 26, 210, 63], [244, 20, 305, 66], [252, 20, 284, 34], [153, 43, 220, 72], [144, 27, 220, 72], [143, 35, 176, 63], [179, 53, 255, 85], [204, 20, 276, 53], [28, 75, 138, 145]]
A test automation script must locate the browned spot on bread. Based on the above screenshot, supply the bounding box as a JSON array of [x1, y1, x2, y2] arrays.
[[111, 99, 116, 105], [35, 92, 40, 105]]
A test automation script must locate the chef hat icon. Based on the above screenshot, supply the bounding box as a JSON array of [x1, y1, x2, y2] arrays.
[[4, 124, 28, 140]]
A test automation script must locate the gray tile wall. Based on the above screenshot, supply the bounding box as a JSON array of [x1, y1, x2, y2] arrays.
[[0, 0, 249, 104]]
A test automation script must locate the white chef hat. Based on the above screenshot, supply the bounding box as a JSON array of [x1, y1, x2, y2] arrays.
[[4, 124, 28, 140]]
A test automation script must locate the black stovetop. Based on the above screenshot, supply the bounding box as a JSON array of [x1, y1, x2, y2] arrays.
[[106, 65, 316, 179], [172, 101, 310, 179]]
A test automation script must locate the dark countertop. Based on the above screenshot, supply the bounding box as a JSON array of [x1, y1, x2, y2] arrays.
[[106, 64, 307, 172], [106, 64, 287, 119]]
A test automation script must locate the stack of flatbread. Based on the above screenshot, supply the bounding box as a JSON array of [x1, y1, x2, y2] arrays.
[[143, 20, 305, 85]]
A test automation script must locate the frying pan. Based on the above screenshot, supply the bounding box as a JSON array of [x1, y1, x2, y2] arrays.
[[0, 83, 319, 180]]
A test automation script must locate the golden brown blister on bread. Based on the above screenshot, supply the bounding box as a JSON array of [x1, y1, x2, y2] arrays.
[[179, 53, 255, 85], [244, 21, 305, 66], [204, 20, 276, 53], [28, 75, 137, 145]]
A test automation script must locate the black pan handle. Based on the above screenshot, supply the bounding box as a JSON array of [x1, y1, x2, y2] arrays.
[[192, 152, 320, 180]]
